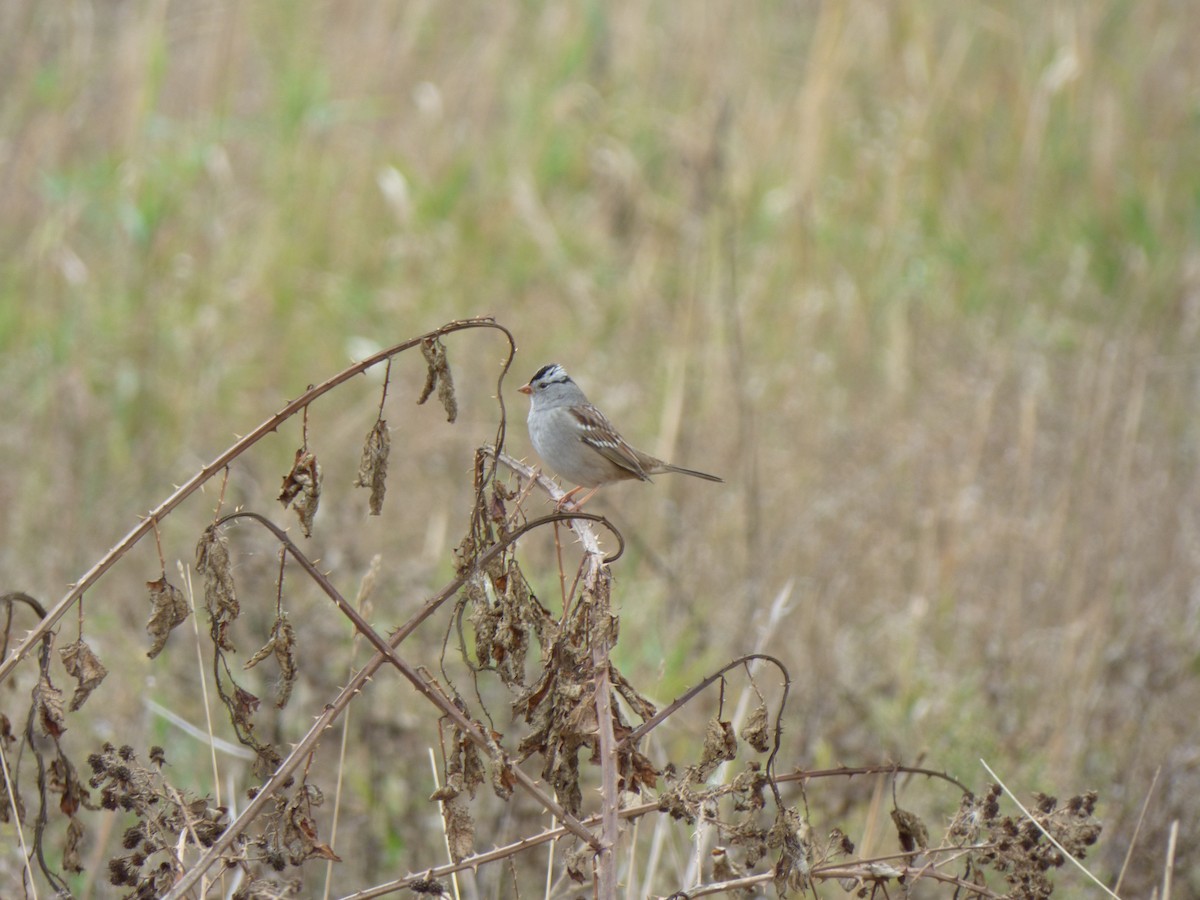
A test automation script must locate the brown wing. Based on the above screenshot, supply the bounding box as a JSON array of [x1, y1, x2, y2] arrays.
[[569, 404, 655, 482]]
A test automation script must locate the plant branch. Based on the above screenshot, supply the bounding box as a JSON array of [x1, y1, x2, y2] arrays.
[[0, 317, 515, 688]]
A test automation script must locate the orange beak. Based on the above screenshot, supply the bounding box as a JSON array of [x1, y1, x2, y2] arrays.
[[518, 383, 532, 395]]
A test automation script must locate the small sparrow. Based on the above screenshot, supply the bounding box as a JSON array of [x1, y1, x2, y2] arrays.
[[519, 363, 723, 507]]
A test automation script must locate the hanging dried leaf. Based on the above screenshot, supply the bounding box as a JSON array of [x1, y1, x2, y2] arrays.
[[694, 717, 737, 782], [564, 844, 593, 883], [417, 336, 457, 422], [60, 639, 108, 711], [232, 685, 261, 731], [244, 615, 298, 708], [739, 702, 771, 753], [441, 795, 474, 862], [35, 670, 66, 738], [196, 525, 238, 651], [63, 816, 85, 873], [145, 576, 190, 658], [353, 418, 390, 515], [891, 807, 929, 852], [770, 808, 812, 895], [279, 449, 322, 537]]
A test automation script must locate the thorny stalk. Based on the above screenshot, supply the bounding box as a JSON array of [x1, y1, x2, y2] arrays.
[[0, 316, 515, 687], [163, 509, 604, 899]]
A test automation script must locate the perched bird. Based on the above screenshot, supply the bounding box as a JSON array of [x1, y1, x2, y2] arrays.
[[518, 363, 723, 507]]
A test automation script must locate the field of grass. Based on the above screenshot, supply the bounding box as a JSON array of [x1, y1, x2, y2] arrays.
[[2, 1, 1198, 897]]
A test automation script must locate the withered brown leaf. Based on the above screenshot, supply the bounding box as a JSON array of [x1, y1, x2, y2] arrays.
[[233, 685, 261, 731], [353, 418, 390, 515], [891, 807, 929, 852], [244, 615, 298, 708], [145, 576, 190, 658], [441, 795, 474, 862], [63, 817, 85, 873], [739, 702, 771, 753], [35, 670, 66, 738], [59, 639, 108, 711], [417, 336, 457, 422], [278, 448, 322, 537], [564, 844, 593, 883], [694, 718, 738, 783], [196, 525, 238, 651]]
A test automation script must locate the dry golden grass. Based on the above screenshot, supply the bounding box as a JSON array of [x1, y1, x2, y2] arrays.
[[2, 2, 1198, 897]]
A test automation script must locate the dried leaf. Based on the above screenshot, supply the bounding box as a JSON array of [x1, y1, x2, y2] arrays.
[[891, 807, 929, 852], [694, 717, 737, 782], [63, 817, 85, 873], [245, 615, 298, 708], [35, 670, 66, 738], [279, 448, 322, 537], [233, 685, 261, 731], [233, 879, 304, 899], [441, 795, 474, 862], [739, 702, 771, 753], [60, 639, 108, 711], [418, 337, 457, 422], [145, 576, 190, 658], [564, 844, 593, 883], [353, 418, 390, 515], [196, 525, 238, 651]]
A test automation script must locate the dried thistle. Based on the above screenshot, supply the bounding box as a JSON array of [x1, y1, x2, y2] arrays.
[[418, 336, 457, 422], [353, 418, 390, 515], [145, 576, 189, 658], [278, 448, 322, 537], [59, 639, 108, 711]]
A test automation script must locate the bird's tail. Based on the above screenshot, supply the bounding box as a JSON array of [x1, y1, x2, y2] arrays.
[[662, 464, 724, 483]]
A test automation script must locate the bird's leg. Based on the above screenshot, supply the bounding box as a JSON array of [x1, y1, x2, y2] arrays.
[[554, 485, 599, 511]]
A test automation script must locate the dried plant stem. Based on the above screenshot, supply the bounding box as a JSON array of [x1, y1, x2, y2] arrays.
[[0, 731, 37, 900], [163, 509, 600, 899], [590, 582, 619, 900], [0, 316, 515, 687], [428, 748, 463, 900], [1113, 765, 1159, 895], [1162, 819, 1178, 900]]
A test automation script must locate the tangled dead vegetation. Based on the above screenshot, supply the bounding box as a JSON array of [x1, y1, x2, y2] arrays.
[[1, 319, 1104, 898]]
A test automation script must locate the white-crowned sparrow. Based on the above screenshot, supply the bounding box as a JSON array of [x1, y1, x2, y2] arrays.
[[519, 363, 723, 507]]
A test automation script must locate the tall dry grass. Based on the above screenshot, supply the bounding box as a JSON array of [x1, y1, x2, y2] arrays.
[[2, 1, 1199, 897]]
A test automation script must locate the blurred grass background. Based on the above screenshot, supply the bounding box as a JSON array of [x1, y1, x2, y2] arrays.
[[2, 0, 1199, 896]]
